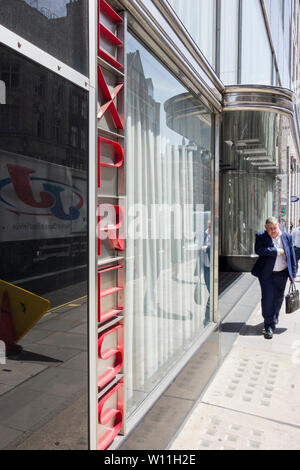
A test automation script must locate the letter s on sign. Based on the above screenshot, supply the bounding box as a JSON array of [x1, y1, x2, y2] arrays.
[[98, 382, 123, 450]]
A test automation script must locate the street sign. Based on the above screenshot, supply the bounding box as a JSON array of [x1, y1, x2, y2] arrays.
[[0, 280, 50, 342], [0, 80, 6, 104], [291, 196, 299, 203]]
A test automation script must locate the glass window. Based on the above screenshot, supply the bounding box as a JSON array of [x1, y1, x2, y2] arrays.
[[220, 110, 285, 259], [0, 45, 88, 450], [167, 0, 216, 68], [220, 0, 239, 84], [126, 33, 213, 416], [0, 0, 89, 76], [241, 0, 272, 85]]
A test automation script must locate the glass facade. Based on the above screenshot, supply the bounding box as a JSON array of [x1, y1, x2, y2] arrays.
[[264, 0, 292, 88], [167, 0, 216, 68], [241, 0, 272, 85], [0, 0, 89, 76], [0, 45, 88, 449], [220, 0, 239, 84], [220, 109, 296, 271], [125, 33, 213, 415]]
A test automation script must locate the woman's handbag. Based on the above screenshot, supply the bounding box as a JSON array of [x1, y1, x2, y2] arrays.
[[285, 282, 300, 314]]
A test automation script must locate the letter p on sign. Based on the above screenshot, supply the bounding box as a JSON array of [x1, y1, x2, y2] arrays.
[[0, 80, 6, 104]]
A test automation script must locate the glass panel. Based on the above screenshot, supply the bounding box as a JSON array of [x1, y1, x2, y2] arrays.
[[0, 45, 88, 449], [167, 0, 216, 68], [241, 0, 272, 85], [125, 33, 213, 416], [220, 110, 288, 258], [0, 0, 89, 76], [220, 0, 239, 84]]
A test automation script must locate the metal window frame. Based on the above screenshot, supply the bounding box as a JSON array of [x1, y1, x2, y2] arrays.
[[88, 0, 98, 452], [0, 25, 90, 91]]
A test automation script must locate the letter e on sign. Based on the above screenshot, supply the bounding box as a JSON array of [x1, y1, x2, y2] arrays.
[[0, 80, 6, 104]]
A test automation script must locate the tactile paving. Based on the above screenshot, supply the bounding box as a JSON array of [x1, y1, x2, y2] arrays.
[[170, 403, 300, 450], [202, 345, 300, 426]]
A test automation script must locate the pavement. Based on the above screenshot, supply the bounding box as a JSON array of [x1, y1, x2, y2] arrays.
[[0, 296, 88, 450], [170, 274, 300, 451]]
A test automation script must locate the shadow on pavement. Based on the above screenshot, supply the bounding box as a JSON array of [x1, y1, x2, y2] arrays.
[[8, 350, 63, 364], [220, 322, 246, 333]]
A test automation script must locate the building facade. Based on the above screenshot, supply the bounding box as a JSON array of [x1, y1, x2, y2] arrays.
[[0, 0, 299, 451]]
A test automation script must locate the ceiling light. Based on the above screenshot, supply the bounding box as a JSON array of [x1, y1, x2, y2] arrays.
[[246, 156, 272, 161], [258, 166, 278, 170], [235, 139, 260, 146], [251, 161, 275, 166], [243, 148, 267, 155]]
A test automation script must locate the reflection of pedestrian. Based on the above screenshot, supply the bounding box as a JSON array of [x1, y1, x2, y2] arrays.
[[292, 219, 300, 268], [251, 216, 296, 339], [201, 222, 211, 326], [201, 222, 211, 292]]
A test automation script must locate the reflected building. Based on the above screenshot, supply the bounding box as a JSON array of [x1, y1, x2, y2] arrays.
[[0, 0, 88, 74], [0, 44, 88, 281]]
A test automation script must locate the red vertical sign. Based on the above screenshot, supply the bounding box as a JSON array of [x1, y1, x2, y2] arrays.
[[97, 0, 125, 450]]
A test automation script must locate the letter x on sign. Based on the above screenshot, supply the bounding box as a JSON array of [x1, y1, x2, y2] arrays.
[[0, 80, 6, 104], [97, 67, 124, 130]]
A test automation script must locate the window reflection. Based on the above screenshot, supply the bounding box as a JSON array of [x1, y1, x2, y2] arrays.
[[0, 0, 89, 75], [0, 45, 88, 450], [167, 0, 216, 68], [126, 34, 213, 416], [220, 110, 292, 268], [241, 0, 272, 85]]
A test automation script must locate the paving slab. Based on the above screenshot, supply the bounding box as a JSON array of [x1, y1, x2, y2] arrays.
[[36, 318, 82, 333], [37, 332, 87, 351], [121, 396, 194, 451], [0, 425, 25, 449], [60, 352, 88, 372], [0, 360, 47, 387], [14, 394, 88, 450], [22, 366, 87, 399], [170, 276, 300, 450], [0, 385, 68, 433], [170, 403, 300, 450], [18, 328, 54, 346], [0, 384, 12, 396], [67, 323, 87, 335], [202, 345, 300, 426]]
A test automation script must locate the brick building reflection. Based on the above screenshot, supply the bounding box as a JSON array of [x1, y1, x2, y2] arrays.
[[0, 0, 88, 75], [0, 42, 88, 277], [0, 43, 88, 171]]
